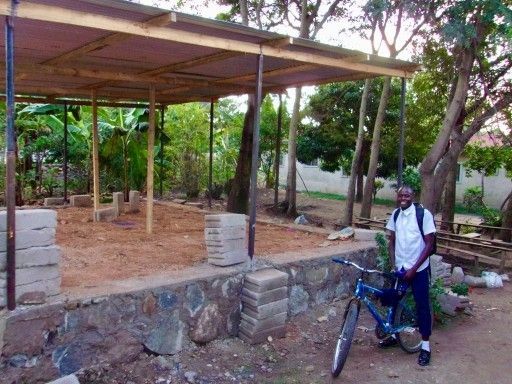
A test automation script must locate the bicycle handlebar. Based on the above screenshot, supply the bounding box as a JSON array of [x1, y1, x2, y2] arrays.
[[332, 257, 397, 280]]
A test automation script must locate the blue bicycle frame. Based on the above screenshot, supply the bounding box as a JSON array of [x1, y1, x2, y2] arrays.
[[335, 258, 411, 336]]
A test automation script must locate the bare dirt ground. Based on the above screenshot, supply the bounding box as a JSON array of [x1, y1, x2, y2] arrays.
[[56, 189, 390, 293], [75, 280, 512, 384]]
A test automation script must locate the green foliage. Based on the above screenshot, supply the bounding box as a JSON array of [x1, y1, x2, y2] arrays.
[[401, 167, 422, 195], [450, 282, 469, 296], [463, 186, 485, 212], [373, 180, 384, 201], [375, 232, 392, 273], [481, 207, 502, 227], [463, 144, 506, 178], [430, 278, 446, 323]]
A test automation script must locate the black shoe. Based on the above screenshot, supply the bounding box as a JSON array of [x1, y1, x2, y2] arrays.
[[418, 349, 431, 366], [378, 337, 398, 348]]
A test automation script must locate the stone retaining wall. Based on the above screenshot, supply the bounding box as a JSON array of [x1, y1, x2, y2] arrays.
[[0, 244, 376, 383]]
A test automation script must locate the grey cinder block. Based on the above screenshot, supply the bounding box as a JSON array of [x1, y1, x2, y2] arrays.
[[0, 209, 57, 231]]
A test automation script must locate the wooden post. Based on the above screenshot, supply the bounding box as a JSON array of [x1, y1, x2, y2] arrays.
[[146, 85, 156, 234], [91, 89, 100, 212]]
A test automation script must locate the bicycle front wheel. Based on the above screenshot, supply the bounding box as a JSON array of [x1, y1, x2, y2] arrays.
[[395, 292, 423, 353], [331, 299, 360, 378]]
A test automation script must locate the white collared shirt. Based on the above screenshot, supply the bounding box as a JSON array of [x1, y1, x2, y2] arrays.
[[385, 204, 436, 272]]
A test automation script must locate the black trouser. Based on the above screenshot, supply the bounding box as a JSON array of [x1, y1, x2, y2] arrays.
[[410, 267, 432, 339]]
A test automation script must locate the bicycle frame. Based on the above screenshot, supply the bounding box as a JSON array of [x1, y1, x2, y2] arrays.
[[333, 257, 412, 336], [354, 278, 397, 335]]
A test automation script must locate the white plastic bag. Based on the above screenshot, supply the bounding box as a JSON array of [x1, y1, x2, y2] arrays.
[[482, 271, 503, 288]]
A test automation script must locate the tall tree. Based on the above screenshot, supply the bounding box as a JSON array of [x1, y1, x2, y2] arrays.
[[283, 0, 348, 217], [418, 0, 512, 212], [358, 0, 436, 219]]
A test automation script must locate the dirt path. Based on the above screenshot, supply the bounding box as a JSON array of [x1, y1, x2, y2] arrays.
[[76, 281, 512, 384]]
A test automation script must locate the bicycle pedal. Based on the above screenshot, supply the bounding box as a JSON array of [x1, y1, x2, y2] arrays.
[[402, 326, 416, 334]]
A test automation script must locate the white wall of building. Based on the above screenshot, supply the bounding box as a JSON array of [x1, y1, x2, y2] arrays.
[[279, 158, 512, 209]]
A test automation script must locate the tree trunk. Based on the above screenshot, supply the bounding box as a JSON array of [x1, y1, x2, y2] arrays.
[[285, 87, 302, 217], [419, 49, 474, 212], [360, 77, 391, 218], [500, 193, 512, 242], [441, 167, 456, 232], [342, 78, 370, 226], [356, 157, 364, 203], [227, 96, 255, 214]]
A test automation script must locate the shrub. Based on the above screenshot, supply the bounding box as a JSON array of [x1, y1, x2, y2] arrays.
[[463, 186, 485, 213], [450, 282, 469, 296]]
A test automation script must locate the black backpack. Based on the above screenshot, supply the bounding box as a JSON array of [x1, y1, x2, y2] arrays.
[[393, 202, 437, 256]]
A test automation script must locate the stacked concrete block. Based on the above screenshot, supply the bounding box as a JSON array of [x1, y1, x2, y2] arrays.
[[70, 194, 92, 207], [128, 190, 140, 213], [239, 268, 289, 344], [205, 214, 247, 266], [113, 192, 125, 217], [0, 209, 61, 307]]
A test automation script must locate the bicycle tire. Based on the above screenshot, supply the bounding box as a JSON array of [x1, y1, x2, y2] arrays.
[[395, 292, 432, 353], [331, 299, 360, 378]]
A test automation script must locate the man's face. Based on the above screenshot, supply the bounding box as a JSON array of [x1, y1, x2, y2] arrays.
[[397, 188, 413, 209]]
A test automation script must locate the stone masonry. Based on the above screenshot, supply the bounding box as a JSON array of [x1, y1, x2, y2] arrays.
[[239, 268, 289, 344], [0, 209, 61, 307], [0, 245, 376, 382], [205, 214, 247, 266]]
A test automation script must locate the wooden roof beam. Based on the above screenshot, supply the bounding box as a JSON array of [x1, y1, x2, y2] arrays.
[[143, 51, 242, 76], [0, 1, 416, 78]]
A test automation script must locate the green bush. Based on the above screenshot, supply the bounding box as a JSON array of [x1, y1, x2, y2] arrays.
[[450, 282, 469, 296], [463, 186, 485, 213]]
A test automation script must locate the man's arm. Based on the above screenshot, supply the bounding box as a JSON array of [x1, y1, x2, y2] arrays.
[[387, 230, 396, 269]]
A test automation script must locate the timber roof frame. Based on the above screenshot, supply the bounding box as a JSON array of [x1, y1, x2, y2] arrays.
[[0, 0, 420, 107]]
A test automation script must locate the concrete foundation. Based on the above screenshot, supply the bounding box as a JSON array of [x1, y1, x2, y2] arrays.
[[43, 198, 65, 207], [94, 207, 116, 222]]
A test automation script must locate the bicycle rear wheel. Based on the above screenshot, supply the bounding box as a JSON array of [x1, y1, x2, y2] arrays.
[[331, 299, 360, 378], [395, 292, 424, 353]]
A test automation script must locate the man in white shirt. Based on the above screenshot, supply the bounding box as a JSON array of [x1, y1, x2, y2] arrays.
[[384, 185, 436, 366]]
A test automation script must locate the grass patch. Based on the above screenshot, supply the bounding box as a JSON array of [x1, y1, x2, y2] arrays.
[[304, 191, 347, 201], [373, 197, 396, 207]]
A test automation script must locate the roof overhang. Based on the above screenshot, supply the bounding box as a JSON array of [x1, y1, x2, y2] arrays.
[[0, 0, 420, 106]]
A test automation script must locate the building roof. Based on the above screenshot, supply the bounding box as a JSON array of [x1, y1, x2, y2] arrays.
[[0, 0, 420, 106]]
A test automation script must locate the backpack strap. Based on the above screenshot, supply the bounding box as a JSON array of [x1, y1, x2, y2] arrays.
[[414, 202, 425, 238], [393, 208, 400, 224]]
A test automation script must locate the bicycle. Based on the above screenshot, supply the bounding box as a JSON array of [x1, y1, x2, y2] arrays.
[[331, 257, 427, 378]]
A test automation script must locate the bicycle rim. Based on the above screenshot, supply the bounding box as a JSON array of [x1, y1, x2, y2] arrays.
[[331, 299, 359, 377], [395, 293, 422, 353]]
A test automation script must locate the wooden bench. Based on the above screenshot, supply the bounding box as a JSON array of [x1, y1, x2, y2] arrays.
[[437, 244, 508, 273], [435, 219, 512, 240], [437, 234, 511, 273]]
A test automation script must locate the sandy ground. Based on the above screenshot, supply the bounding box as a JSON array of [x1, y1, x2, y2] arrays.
[[56, 189, 394, 292]]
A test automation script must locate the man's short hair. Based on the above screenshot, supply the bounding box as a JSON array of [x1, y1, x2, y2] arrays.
[[398, 185, 414, 195]]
